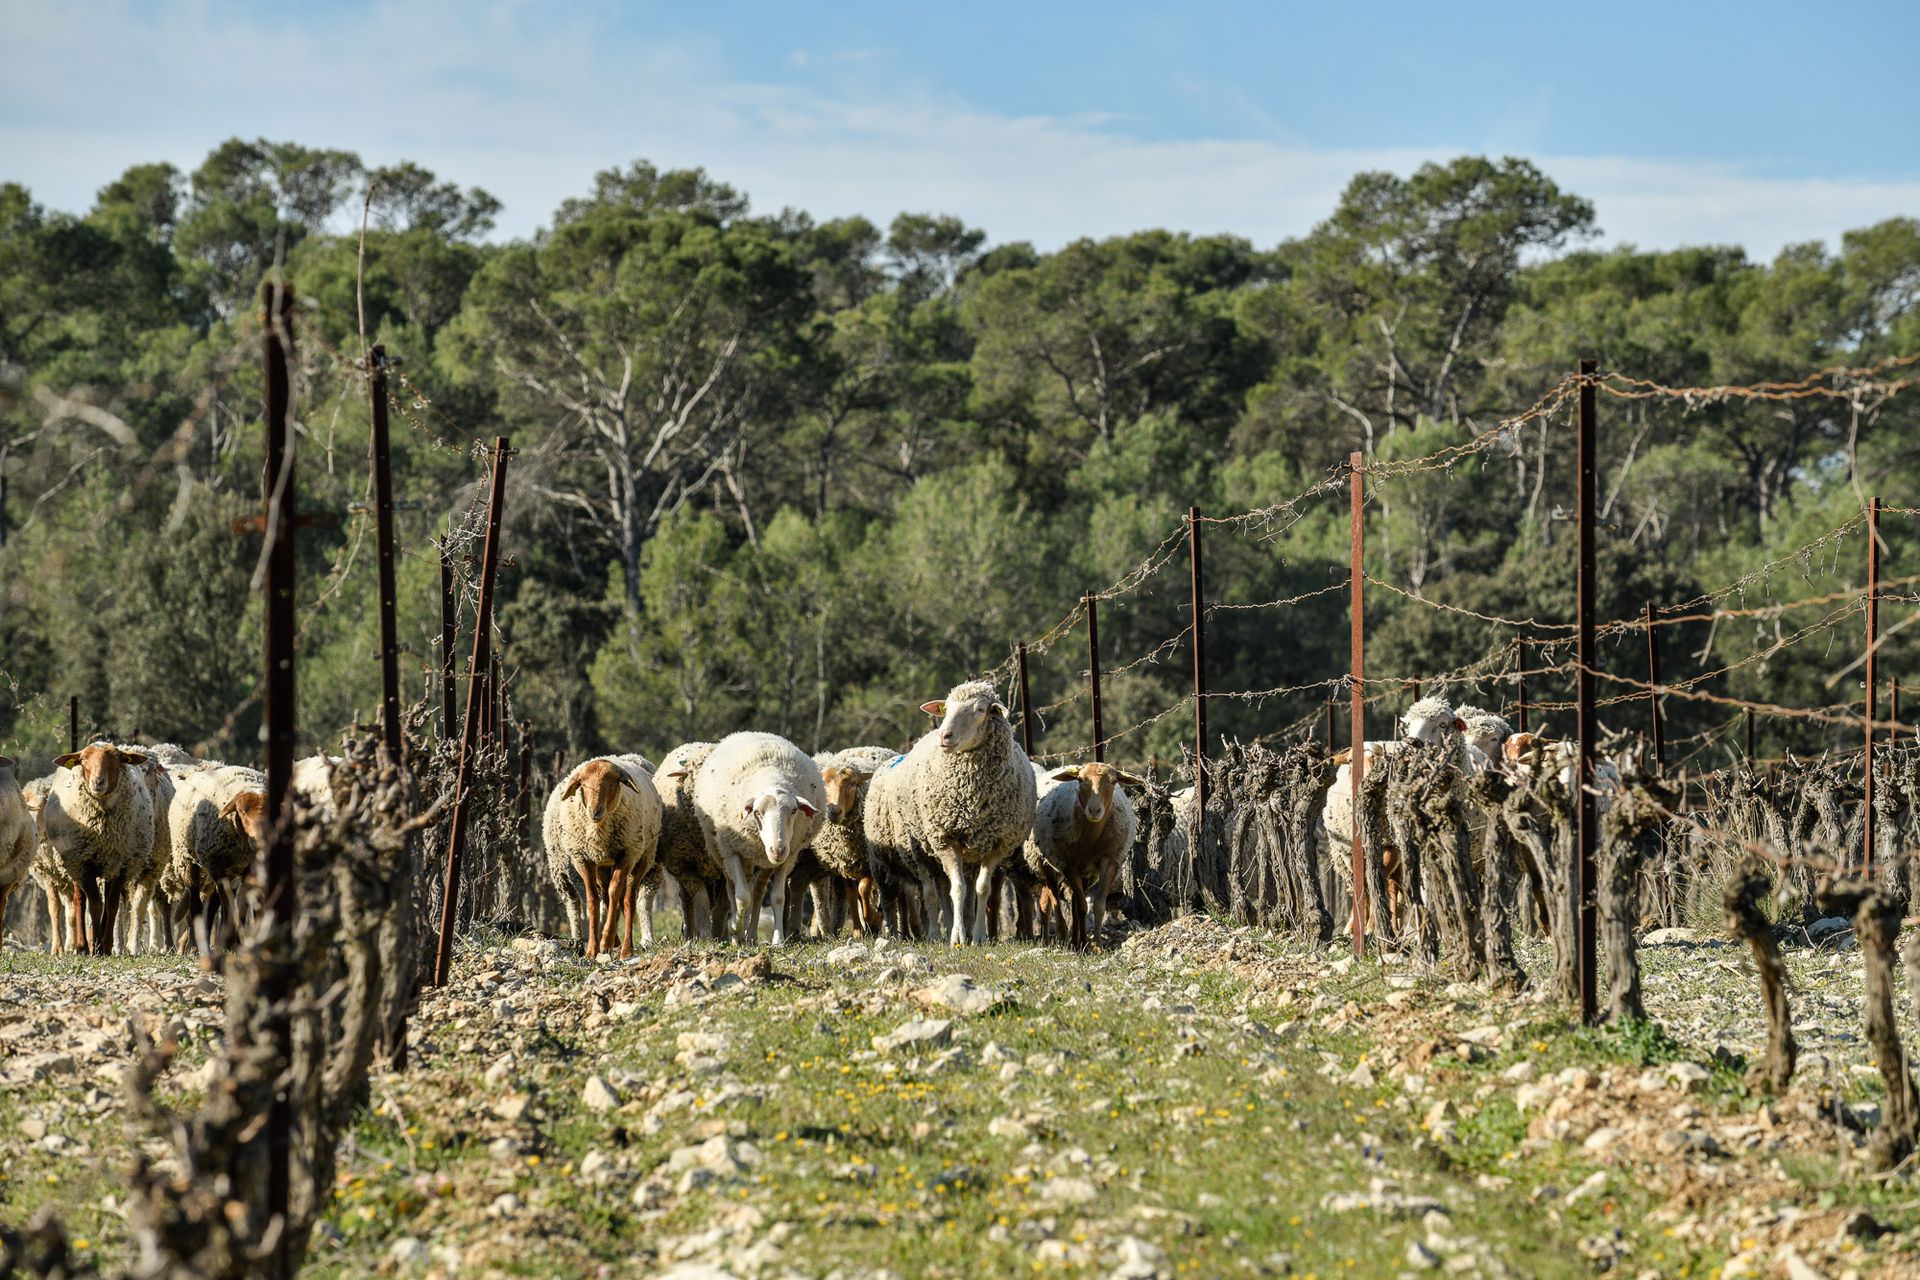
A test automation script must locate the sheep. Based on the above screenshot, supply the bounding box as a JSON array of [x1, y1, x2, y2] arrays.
[[690, 732, 826, 946], [292, 753, 343, 821], [0, 757, 35, 951], [166, 763, 269, 957], [861, 751, 931, 939], [1502, 732, 1622, 805], [654, 742, 731, 941], [1322, 696, 1471, 933], [543, 755, 662, 958], [115, 746, 178, 955], [23, 775, 81, 953], [865, 681, 1038, 946], [1024, 762, 1143, 949], [42, 742, 156, 955], [806, 749, 890, 936]]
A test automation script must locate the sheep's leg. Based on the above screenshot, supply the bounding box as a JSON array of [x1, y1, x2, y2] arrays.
[[159, 891, 174, 953], [599, 865, 628, 957], [637, 876, 657, 948], [71, 885, 89, 954], [214, 880, 242, 954], [578, 863, 601, 958], [970, 865, 993, 944], [767, 864, 799, 947], [1069, 882, 1089, 952], [42, 884, 62, 953], [83, 879, 110, 957], [944, 861, 970, 947], [680, 881, 701, 941], [0, 883, 9, 950], [725, 856, 758, 944]]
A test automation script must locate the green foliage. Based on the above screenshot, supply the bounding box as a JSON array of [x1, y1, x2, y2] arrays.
[[4, 142, 1919, 771]]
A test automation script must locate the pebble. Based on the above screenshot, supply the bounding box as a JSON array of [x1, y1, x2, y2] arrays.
[[873, 1018, 953, 1054], [389, 1236, 431, 1266], [582, 1075, 621, 1112], [913, 973, 1003, 1015]]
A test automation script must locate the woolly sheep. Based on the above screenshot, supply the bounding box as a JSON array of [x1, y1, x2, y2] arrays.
[[42, 742, 156, 955], [807, 748, 893, 936], [866, 681, 1038, 946], [292, 753, 344, 821], [0, 757, 34, 952], [114, 746, 178, 955], [1322, 696, 1468, 856], [24, 775, 81, 953], [543, 755, 662, 958], [860, 752, 934, 939], [1453, 706, 1514, 774], [167, 763, 268, 956], [654, 742, 730, 940], [690, 732, 826, 946], [1024, 762, 1142, 949]]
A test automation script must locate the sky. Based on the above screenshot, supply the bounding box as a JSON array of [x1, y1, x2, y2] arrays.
[[2, 0, 1917, 258]]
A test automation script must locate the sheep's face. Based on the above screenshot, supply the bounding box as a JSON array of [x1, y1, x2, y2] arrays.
[[221, 790, 270, 843], [1049, 762, 1142, 824], [564, 759, 638, 827], [819, 766, 873, 824], [1460, 716, 1512, 761], [740, 788, 818, 865], [924, 696, 1008, 753], [54, 743, 147, 798], [1399, 706, 1463, 746]]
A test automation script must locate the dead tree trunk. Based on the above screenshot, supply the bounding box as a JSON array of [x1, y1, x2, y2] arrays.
[[1722, 860, 1796, 1095], [1818, 879, 1919, 1171], [1503, 771, 1578, 1003], [1468, 770, 1530, 993], [1597, 745, 1672, 1023]]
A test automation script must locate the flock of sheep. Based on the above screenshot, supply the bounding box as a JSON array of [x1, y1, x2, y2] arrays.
[[544, 680, 1144, 956], [0, 679, 1603, 961], [0, 740, 340, 956]]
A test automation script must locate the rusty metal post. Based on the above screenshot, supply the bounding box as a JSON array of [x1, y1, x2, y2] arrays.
[[1188, 508, 1208, 833], [1575, 358, 1598, 1025], [1865, 495, 1881, 876], [1348, 451, 1367, 959], [68, 695, 77, 753], [439, 543, 457, 741], [1015, 643, 1034, 755], [1646, 601, 1664, 769], [433, 437, 511, 987], [1326, 693, 1336, 751], [1515, 639, 1529, 734], [368, 346, 403, 764], [1085, 594, 1104, 762], [259, 281, 298, 1278]]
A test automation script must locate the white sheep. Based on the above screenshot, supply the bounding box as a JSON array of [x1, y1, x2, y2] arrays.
[[1322, 696, 1468, 855], [543, 755, 663, 958], [690, 732, 825, 946], [23, 775, 81, 953], [0, 756, 35, 952], [1453, 706, 1515, 774], [1024, 762, 1142, 949], [292, 753, 343, 821], [860, 752, 934, 939], [865, 681, 1038, 946], [115, 745, 178, 955], [42, 741, 156, 955], [654, 742, 730, 940], [166, 763, 268, 956]]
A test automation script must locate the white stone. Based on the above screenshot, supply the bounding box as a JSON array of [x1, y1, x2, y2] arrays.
[[582, 1075, 620, 1112]]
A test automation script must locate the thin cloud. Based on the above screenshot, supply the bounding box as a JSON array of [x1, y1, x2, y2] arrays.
[[0, 0, 1912, 259]]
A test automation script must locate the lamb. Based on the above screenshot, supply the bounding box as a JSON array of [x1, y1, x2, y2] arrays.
[[864, 681, 1038, 946], [543, 755, 662, 958], [42, 742, 156, 955], [690, 732, 825, 946], [807, 749, 891, 936], [654, 742, 731, 940], [1023, 762, 1143, 949], [0, 757, 35, 951], [166, 763, 269, 956]]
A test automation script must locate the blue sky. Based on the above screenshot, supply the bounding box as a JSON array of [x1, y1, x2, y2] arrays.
[[2, 0, 1916, 256]]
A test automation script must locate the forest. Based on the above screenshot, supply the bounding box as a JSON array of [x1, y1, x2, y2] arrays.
[[2, 142, 1917, 772]]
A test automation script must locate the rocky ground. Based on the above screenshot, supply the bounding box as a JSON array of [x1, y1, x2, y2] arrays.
[[0, 916, 1914, 1279]]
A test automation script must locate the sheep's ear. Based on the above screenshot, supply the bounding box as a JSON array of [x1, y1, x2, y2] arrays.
[[1115, 771, 1147, 788], [1330, 748, 1352, 766], [1453, 717, 1467, 733], [116, 750, 149, 767], [561, 776, 583, 801], [796, 798, 818, 817], [992, 702, 1009, 720], [218, 796, 241, 822], [920, 700, 946, 718], [1049, 767, 1082, 782], [660, 765, 687, 780], [741, 797, 757, 818], [52, 752, 81, 768], [618, 772, 643, 793], [848, 769, 874, 786], [0, 755, 13, 770]]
